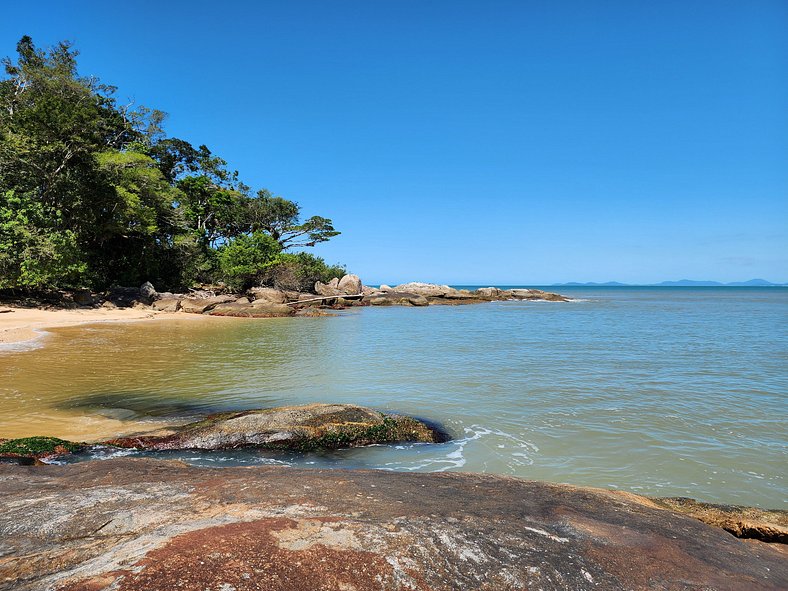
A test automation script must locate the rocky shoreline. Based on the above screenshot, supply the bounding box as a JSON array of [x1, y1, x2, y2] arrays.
[[1, 458, 786, 591], [1, 276, 570, 322], [2, 403, 786, 553]]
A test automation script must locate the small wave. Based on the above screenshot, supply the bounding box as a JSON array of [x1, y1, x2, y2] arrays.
[[0, 330, 48, 353], [381, 424, 539, 473], [183, 455, 292, 467], [89, 447, 139, 461]]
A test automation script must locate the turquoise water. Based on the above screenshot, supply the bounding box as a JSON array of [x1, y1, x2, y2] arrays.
[[2, 287, 786, 507]]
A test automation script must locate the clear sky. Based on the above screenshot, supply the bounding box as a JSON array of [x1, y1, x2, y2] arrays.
[[3, 1, 786, 284]]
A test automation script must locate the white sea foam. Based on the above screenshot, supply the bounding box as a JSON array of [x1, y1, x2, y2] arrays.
[[380, 424, 539, 473], [0, 329, 48, 353]]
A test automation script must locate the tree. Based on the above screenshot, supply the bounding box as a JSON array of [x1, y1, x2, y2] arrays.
[[246, 189, 340, 249], [0, 36, 345, 292], [0, 190, 86, 288], [218, 231, 281, 289]]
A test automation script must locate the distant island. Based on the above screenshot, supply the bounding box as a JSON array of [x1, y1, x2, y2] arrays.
[[555, 279, 787, 287]]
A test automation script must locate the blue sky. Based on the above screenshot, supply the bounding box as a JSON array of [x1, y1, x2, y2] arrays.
[[3, 1, 786, 284]]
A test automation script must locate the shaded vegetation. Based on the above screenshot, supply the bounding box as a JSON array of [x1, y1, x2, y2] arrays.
[[0, 37, 344, 292]]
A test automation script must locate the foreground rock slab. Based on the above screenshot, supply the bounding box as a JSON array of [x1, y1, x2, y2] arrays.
[[104, 403, 443, 452], [0, 459, 785, 591]]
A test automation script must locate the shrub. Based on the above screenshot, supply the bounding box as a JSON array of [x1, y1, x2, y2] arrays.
[[261, 252, 346, 292]]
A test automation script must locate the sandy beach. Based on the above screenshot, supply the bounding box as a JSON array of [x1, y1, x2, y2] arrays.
[[0, 306, 168, 345]]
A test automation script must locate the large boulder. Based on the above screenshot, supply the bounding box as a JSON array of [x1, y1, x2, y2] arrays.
[[107, 286, 145, 308], [337, 274, 363, 295], [151, 298, 181, 312], [393, 282, 454, 297], [475, 286, 504, 299], [314, 277, 341, 296], [247, 287, 287, 305], [436, 288, 483, 304], [104, 403, 443, 451], [179, 295, 237, 314], [2, 459, 786, 591], [366, 292, 430, 307], [139, 281, 157, 302], [72, 289, 97, 307]]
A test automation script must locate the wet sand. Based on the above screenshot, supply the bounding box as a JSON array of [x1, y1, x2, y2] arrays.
[[0, 305, 248, 346], [0, 306, 168, 345]]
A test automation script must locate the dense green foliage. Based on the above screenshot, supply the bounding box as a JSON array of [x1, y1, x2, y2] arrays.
[[0, 37, 343, 291]]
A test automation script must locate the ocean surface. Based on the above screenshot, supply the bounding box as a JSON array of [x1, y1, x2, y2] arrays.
[[1, 286, 786, 507]]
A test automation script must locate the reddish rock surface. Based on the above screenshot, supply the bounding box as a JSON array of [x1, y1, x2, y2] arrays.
[[0, 458, 785, 591]]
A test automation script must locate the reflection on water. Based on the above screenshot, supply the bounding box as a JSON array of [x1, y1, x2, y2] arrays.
[[1, 288, 786, 507]]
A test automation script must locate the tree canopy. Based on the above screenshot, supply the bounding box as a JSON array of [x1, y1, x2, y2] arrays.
[[0, 36, 343, 291]]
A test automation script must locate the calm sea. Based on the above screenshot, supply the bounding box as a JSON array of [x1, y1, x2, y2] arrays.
[[1, 286, 786, 507]]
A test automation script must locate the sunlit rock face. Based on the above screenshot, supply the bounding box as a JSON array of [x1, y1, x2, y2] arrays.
[[1, 459, 786, 591], [102, 403, 444, 452]]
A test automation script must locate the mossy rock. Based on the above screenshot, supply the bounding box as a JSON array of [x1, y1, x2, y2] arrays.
[[0, 436, 83, 459], [103, 403, 447, 452]]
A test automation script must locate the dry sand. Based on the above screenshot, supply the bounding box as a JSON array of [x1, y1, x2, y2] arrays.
[[0, 305, 168, 345]]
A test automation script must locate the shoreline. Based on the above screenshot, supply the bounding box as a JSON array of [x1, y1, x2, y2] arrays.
[[0, 306, 240, 347], [0, 306, 161, 346], [0, 279, 571, 347]]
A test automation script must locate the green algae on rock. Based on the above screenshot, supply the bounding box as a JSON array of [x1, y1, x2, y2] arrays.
[[0, 436, 82, 460], [102, 403, 446, 452]]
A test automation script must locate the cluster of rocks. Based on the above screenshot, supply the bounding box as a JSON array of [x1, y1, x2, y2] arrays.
[[367, 282, 569, 306], [25, 276, 569, 318]]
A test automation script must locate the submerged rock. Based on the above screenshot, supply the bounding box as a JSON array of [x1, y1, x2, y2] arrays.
[[294, 307, 333, 317], [208, 302, 295, 318], [1, 458, 785, 591], [103, 403, 443, 451], [509, 288, 569, 302]]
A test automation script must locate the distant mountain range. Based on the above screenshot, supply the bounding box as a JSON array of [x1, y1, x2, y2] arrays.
[[555, 279, 788, 287]]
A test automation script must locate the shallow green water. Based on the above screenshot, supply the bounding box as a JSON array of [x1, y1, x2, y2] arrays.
[[1, 287, 786, 507]]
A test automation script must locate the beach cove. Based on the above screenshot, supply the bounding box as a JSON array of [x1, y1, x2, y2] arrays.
[[1, 285, 785, 509]]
